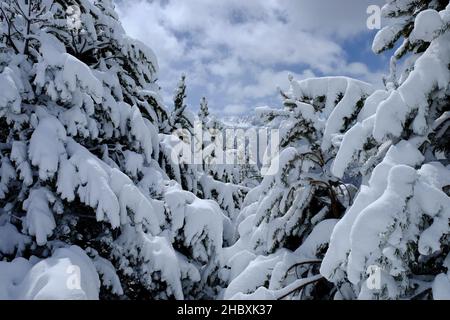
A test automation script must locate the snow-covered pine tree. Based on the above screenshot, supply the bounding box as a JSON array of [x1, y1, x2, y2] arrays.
[[198, 96, 209, 127], [0, 0, 228, 300], [221, 75, 373, 299], [199, 112, 256, 225], [202, 119, 260, 188], [234, 145, 261, 189], [160, 92, 248, 223], [159, 74, 199, 193], [321, 0, 450, 300], [168, 74, 194, 133]]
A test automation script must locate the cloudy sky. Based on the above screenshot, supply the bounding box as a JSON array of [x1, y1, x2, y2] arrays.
[[115, 0, 387, 116]]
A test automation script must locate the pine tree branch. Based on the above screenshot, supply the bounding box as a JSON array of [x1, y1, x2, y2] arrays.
[[276, 274, 324, 300], [0, 6, 20, 54], [285, 259, 322, 274]]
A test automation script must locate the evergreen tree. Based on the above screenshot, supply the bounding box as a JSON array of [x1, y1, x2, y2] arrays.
[[161, 91, 248, 223], [198, 96, 209, 127], [222, 75, 373, 299], [0, 0, 227, 300], [168, 74, 194, 134], [321, 0, 450, 299]]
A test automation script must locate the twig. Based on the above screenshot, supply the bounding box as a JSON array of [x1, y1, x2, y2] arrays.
[[0, 6, 20, 54]]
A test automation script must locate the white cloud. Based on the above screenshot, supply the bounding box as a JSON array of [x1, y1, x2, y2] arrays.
[[220, 104, 249, 115], [115, 1, 185, 69], [227, 69, 316, 101], [284, 0, 386, 38], [115, 0, 386, 115]]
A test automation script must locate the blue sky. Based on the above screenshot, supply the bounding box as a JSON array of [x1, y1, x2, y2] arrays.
[[115, 0, 387, 116]]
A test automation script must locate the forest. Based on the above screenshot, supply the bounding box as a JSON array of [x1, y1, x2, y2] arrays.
[[0, 0, 449, 300]]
